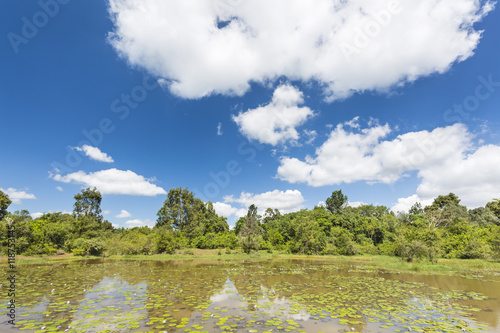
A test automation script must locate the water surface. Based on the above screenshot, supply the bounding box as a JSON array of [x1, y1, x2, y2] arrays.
[[1, 258, 499, 332]]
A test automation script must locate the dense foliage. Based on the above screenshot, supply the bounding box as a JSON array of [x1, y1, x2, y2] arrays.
[[1, 188, 500, 262]]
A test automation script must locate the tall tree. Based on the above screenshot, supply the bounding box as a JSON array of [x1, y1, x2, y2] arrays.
[[0, 190, 12, 220], [73, 187, 103, 221], [426, 193, 461, 211], [202, 202, 229, 234], [409, 202, 424, 215], [486, 199, 500, 219], [240, 204, 263, 253], [263, 208, 281, 224], [157, 188, 197, 230], [247, 204, 258, 219], [326, 190, 348, 214]]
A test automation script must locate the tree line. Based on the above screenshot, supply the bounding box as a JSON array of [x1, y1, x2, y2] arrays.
[[1, 187, 500, 262]]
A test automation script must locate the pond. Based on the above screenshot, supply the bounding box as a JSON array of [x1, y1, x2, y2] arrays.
[[1, 258, 500, 332]]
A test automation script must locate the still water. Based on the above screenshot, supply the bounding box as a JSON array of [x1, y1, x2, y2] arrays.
[[1, 258, 500, 332]]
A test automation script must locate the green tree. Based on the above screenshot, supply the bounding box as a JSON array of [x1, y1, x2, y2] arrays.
[[240, 204, 263, 253], [262, 208, 281, 225], [469, 207, 500, 226], [156, 188, 199, 230], [326, 190, 348, 214], [486, 199, 500, 219], [234, 216, 246, 235], [426, 193, 461, 211], [0, 210, 32, 255], [200, 201, 229, 234], [409, 202, 424, 215], [156, 189, 227, 239], [0, 190, 12, 220], [289, 216, 326, 255], [73, 187, 103, 221], [424, 193, 467, 229]]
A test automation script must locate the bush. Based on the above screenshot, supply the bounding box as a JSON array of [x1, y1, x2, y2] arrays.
[[71, 238, 105, 256], [321, 243, 337, 255], [156, 231, 183, 254], [26, 243, 56, 256], [331, 227, 357, 256], [457, 238, 490, 259], [394, 236, 427, 262]]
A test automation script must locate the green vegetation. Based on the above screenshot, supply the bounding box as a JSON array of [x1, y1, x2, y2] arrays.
[[6, 258, 496, 332], [2, 188, 500, 263]]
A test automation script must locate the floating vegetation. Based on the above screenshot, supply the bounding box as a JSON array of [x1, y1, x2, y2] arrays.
[[1, 258, 499, 332]]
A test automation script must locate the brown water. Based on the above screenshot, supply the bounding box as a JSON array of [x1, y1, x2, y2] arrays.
[[1, 258, 500, 332]]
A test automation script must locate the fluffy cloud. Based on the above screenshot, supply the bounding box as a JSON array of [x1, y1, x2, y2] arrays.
[[108, 0, 493, 100], [1, 188, 36, 205], [303, 130, 317, 145], [116, 210, 132, 218], [74, 145, 114, 163], [232, 85, 315, 145], [214, 189, 305, 218], [391, 194, 434, 213], [125, 219, 155, 228], [213, 202, 247, 219], [348, 201, 367, 208], [415, 144, 500, 208], [277, 119, 500, 209], [51, 168, 166, 196], [278, 121, 470, 186]]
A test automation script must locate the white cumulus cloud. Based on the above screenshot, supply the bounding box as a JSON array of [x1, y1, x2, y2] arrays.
[[214, 189, 305, 219], [125, 219, 155, 228], [348, 201, 367, 208], [74, 145, 114, 163], [415, 144, 500, 208], [278, 121, 471, 186], [107, 0, 494, 101], [277, 120, 500, 209], [50, 168, 166, 196], [116, 210, 132, 218], [1, 188, 37, 205], [213, 202, 247, 219], [391, 194, 434, 213], [232, 84, 315, 145]]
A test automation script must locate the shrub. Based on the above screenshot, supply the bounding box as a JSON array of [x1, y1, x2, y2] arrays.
[[71, 238, 105, 256], [394, 236, 427, 262], [156, 231, 183, 254]]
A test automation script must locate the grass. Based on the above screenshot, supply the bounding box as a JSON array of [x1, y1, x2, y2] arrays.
[[6, 249, 500, 277]]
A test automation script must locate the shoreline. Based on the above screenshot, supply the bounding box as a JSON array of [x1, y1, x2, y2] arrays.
[[2, 250, 500, 278]]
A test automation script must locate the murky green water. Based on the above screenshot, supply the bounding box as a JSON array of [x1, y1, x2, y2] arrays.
[[1, 258, 500, 332]]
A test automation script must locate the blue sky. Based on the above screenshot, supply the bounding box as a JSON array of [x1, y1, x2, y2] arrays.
[[1, 0, 499, 228]]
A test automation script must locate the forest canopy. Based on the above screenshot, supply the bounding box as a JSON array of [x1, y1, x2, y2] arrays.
[[1, 187, 500, 262]]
